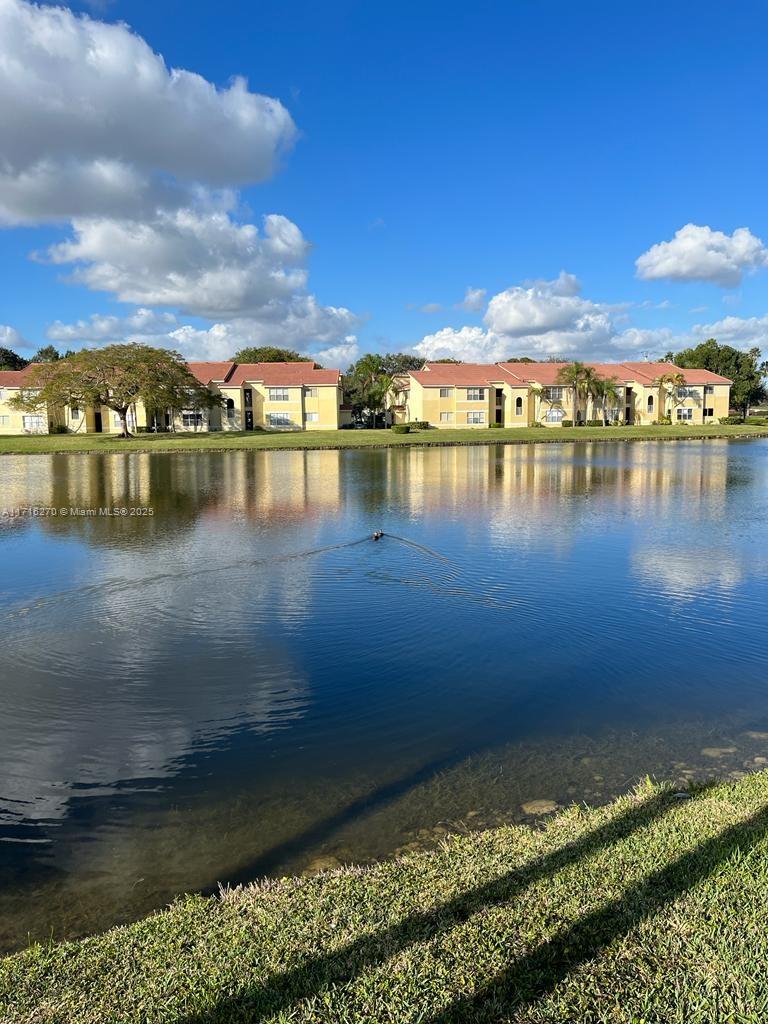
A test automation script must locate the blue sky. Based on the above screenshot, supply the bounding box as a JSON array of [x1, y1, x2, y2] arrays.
[[2, 0, 768, 366]]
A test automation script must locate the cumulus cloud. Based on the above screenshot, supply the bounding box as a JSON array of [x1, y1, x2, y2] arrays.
[[458, 287, 486, 312], [43, 210, 311, 319], [414, 274, 680, 363], [47, 297, 361, 362], [636, 224, 768, 287], [0, 323, 29, 350], [0, 0, 295, 224], [691, 314, 768, 350]]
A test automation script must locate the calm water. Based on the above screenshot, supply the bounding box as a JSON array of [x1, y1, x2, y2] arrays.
[[1, 440, 768, 950]]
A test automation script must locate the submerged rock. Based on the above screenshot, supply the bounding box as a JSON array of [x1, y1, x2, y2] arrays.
[[701, 747, 737, 758], [521, 799, 558, 815]]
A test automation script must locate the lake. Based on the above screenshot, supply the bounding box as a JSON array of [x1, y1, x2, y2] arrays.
[[1, 439, 767, 951]]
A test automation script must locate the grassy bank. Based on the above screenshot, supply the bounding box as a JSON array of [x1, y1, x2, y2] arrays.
[[5, 773, 768, 1022], [0, 422, 767, 455]]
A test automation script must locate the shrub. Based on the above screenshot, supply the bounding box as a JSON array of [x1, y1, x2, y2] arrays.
[[745, 416, 768, 425], [408, 421, 430, 430], [488, 422, 503, 428], [51, 424, 68, 434], [531, 421, 545, 428], [657, 416, 672, 425], [561, 419, 573, 427], [586, 419, 605, 427], [721, 415, 744, 424], [391, 424, 410, 434]]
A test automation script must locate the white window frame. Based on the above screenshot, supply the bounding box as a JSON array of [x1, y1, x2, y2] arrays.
[[0, 389, 4, 400], [70, 407, 80, 420], [439, 387, 452, 398], [515, 397, 524, 416], [677, 407, 693, 421], [466, 387, 485, 402], [0, 415, 9, 426], [23, 414, 45, 433], [544, 386, 563, 401], [305, 386, 318, 399], [703, 407, 715, 417], [544, 407, 565, 423], [305, 411, 318, 423], [440, 411, 453, 422], [467, 411, 485, 424], [704, 385, 715, 394], [268, 412, 292, 427], [181, 411, 204, 428], [268, 388, 290, 402], [676, 386, 697, 399]]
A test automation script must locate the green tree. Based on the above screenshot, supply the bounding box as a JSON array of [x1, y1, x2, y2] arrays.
[[0, 347, 28, 370], [653, 370, 686, 421], [592, 376, 622, 425], [232, 346, 304, 363], [31, 344, 60, 363], [344, 353, 393, 428], [504, 356, 537, 363], [379, 353, 424, 374], [666, 338, 766, 416], [10, 344, 220, 438], [556, 361, 589, 425], [431, 357, 463, 364]]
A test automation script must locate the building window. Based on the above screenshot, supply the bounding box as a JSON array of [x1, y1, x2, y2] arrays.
[[439, 387, 452, 398], [466, 388, 485, 401], [704, 385, 714, 394], [269, 388, 289, 401], [544, 387, 563, 401], [0, 415, 9, 425], [305, 386, 318, 398], [226, 398, 235, 418], [677, 407, 693, 421], [676, 386, 696, 399], [515, 396, 523, 416], [440, 411, 453, 422], [467, 411, 485, 424], [647, 395, 654, 413], [181, 411, 203, 427], [0, 390, 4, 400], [23, 415, 45, 432], [704, 407, 715, 417], [244, 388, 253, 408], [70, 406, 80, 420], [268, 413, 291, 427], [544, 408, 565, 423], [305, 411, 318, 422]]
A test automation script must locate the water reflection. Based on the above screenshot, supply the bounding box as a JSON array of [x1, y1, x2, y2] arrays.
[[0, 440, 767, 950]]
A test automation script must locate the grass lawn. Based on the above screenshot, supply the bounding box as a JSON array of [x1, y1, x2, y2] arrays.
[[5, 772, 768, 1022], [1, 423, 768, 455]]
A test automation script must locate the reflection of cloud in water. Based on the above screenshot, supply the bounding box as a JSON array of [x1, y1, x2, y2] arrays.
[[631, 546, 768, 599]]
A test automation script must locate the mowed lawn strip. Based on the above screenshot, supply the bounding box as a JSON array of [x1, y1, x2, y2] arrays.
[[4, 773, 768, 1022], [1, 423, 768, 455]]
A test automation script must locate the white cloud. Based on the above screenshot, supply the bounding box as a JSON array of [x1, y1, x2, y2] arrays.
[[636, 224, 768, 287], [691, 314, 768, 350], [314, 336, 360, 368], [0, 0, 295, 224], [414, 274, 681, 363], [43, 210, 311, 319], [484, 273, 597, 337], [47, 308, 178, 342], [0, 323, 29, 351], [419, 302, 442, 314], [458, 287, 486, 312]]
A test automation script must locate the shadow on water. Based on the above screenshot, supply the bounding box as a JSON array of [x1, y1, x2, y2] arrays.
[[176, 786, 728, 1023]]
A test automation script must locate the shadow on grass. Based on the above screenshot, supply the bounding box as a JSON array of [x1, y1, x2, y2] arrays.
[[179, 787, 687, 1023]]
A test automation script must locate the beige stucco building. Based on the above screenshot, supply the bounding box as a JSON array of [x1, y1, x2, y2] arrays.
[[399, 360, 732, 429]]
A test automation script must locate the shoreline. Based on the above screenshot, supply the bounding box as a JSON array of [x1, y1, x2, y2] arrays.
[[1, 423, 767, 456], [4, 771, 768, 1021]]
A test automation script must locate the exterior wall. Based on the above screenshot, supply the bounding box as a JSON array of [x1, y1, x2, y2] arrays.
[[414, 382, 496, 428], [498, 384, 530, 427], [0, 387, 60, 434]]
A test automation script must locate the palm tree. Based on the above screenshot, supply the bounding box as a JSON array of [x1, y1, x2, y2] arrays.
[[592, 376, 622, 425], [349, 353, 392, 428], [654, 371, 686, 422], [556, 361, 588, 425]]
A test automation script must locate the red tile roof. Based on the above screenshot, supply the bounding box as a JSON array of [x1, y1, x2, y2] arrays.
[[186, 361, 236, 384], [228, 361, 341, 386], [411, 363, 511, 386], [618, 361, 732, 385], [0, 364, 42, 388]]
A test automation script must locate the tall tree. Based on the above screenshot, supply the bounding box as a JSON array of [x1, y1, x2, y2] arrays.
[[380, 353, 424, 374], [556, 361, 589, 424], [344, 353, 392, 427], [0, 347, 28, 370], [31, 345, 60, 363], [654, 371, 686, 421], [592, 376, 622, 425], [666, 338, 766, 416], [430, 357, 463, 364], [232, 346, 304, 363], [10, 344, 220, 437]]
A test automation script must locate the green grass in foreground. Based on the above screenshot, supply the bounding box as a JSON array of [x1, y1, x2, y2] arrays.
[[5, 773, 768, 1022], [1, 423, 768, 454]]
